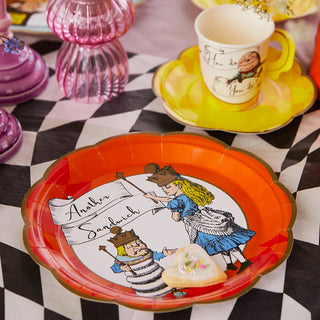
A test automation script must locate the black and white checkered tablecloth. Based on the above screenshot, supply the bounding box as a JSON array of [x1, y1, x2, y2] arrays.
[[0, 40, 320, 320]]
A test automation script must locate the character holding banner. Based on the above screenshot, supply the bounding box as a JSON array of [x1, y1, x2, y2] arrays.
[[143, 163, 255, 274], [143, 163, 215, 223]]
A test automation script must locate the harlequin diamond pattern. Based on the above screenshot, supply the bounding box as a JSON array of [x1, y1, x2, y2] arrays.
[[0, 40, 319, 320]]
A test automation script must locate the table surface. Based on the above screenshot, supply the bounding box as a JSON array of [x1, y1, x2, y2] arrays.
[[1, 0, 320, 319]]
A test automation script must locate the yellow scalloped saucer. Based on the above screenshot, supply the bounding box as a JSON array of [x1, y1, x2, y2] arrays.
[[152, 46, 317, 134], [190, 0, 318, 21]]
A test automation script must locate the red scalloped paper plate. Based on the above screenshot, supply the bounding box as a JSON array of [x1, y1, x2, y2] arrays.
[[21, 132, 296, 312]]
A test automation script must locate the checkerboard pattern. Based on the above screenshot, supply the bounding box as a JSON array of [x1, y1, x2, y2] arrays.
[[0, 40, 319, 320]]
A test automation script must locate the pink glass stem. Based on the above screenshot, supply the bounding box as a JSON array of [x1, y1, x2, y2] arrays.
[[56, 39, 129, 104]]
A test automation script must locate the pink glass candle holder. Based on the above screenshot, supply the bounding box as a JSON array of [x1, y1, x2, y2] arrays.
[[0, 0, 49, 106], [0, 44, 49, 106], [56, 39, 129, 104], [0, 108, 23, 163], [47, 0, 134, 103]]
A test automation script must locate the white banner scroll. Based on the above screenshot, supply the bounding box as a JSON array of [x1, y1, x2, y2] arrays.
[[48, 180, 166, 245], [61, 193, 165, 245], [48, 180, 132, 225]]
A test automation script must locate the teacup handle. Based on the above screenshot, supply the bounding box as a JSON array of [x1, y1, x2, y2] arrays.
[[264, 28, 295, 80]]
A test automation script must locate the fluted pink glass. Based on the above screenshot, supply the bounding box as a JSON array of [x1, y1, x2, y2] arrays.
[[46, 0, 134, 103], [46, 0, 135, 45], [56, 39, 129, 104]]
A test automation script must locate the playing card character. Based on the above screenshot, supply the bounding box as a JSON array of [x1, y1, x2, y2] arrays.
[[143, 163, 255, 274], [106, 226, 179, 297], [226, 51, 263, 85]]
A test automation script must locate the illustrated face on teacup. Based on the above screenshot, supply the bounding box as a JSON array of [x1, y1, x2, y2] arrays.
[[226, 51, 262, 84], [238, 51, 261, 74], [203, 45, 265, 102], [195, 4, 295, 106]]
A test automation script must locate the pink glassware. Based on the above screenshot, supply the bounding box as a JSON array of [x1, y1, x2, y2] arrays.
[[0, 0, 50, 161], [56, 39, 129, 104], [0, 45, 49, 106], [47, 0, 135, 44], [0, 0, 49, 107], [46, 0, 134, 103], [0, 108, 23, 163]]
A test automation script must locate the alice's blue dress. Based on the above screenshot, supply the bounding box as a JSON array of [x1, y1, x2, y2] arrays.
[[167, 195, 255, 256]]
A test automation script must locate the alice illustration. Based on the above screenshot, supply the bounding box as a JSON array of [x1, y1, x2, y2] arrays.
[[103, 226, 182, 297], [226, 51, 263, 85], [143, 163, 255, 274]]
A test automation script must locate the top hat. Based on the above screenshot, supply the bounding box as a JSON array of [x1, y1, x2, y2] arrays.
[[144, 163, 180, 187]]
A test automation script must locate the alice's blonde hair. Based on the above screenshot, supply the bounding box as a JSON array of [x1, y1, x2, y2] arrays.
[[172, 178, 214, 206]]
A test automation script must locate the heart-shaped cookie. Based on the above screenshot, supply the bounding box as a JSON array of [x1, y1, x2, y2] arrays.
[[162, 244, 227, 288]]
